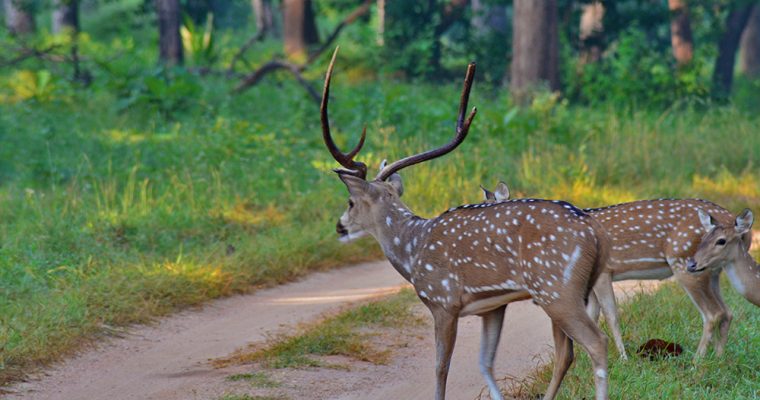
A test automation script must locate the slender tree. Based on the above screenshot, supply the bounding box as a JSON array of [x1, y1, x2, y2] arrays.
[[740, 5, 760, 78], [668, 0, 694, 67], [156, 0, 183, 65], [713, 2, 755, 99], [579, 1, 604, 65], [3, 0, 35, 35], [510, 0, 560, 103], [52, 0, 78, 34], [251, 0, 275, 37], [283, 0, 319, 60]]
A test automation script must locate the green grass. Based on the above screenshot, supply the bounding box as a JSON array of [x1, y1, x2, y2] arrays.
[[226, 372, 280, 388], [1, 54, 760, 385], [510, 273, 760, 399], [214, 289, 422, 369]]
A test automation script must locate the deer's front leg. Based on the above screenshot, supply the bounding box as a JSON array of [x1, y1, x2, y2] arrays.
[[673, 266, 725, 357], [708, 271, 732, 355], [479, 305, 506, 400], [432, 308, 458, 400]]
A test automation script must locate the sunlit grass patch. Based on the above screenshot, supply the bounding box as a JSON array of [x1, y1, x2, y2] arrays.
[[213, 289, 422, 370], [693, 169, 760, 211], [506, 278, 760, 399]]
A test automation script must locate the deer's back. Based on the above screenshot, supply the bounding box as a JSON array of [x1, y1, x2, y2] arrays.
[[586, 199, 733, 274], [413, 199, 607, 312]]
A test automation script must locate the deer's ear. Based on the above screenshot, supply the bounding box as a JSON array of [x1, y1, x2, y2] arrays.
[[735, 209, 754, 235], [387, 173, 404, 197], [481, 185, 495, 201], [337, 172, 369, 196], [494, 181, 510, 201], [697, 209, 716, 232]]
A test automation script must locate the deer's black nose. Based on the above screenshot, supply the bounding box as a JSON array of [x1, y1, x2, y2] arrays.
[[686, 259, 698, 273], [336, 221, 348, 236]]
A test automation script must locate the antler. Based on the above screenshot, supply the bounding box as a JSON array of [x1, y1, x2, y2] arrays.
[[321, 47, 368, 179], [375, 62, 477, 182]]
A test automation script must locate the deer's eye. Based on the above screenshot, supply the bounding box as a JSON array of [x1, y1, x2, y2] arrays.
[[348, 199, 355, 209], [716, 238, 726, 246]]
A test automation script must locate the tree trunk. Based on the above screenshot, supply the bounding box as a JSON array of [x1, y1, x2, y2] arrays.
[[510, 0, 560, 103], [713, 3, 755, 99], [739, 5, 760, 78], [283, 0, 319, 60], [377, 0, 385, 45], [52, 0, 78, 34], [668, 0, 694, 67], [3, 0, 35, 35], [579, 1, 604, 65], [156, 0, 183, 66], [251, 0, 275, 37]]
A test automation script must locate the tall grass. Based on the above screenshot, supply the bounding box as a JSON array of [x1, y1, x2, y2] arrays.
[[1, 72, 759, 384]]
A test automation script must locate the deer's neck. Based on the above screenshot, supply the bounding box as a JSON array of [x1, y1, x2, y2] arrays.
[[724, 250, 760, 305], [371, 202, 429, 282]]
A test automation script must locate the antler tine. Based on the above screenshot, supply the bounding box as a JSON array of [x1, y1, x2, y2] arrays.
[[321, 47, 368, 179], [375, 62, 477, 182]]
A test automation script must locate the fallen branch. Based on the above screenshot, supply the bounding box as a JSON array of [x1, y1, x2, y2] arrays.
[[233, 0, 372, 100]]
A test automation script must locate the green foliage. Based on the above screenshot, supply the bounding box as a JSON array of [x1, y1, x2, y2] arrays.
[[568, 29, 711, 107], [116, 67, 202, 116], [516, 278, 760, 399], [181, 12, 218, 67]]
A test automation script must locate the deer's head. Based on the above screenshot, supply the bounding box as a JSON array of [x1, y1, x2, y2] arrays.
[[688, 208, 754, 273], [321, 48, 476, 243], [481, 181, 510, 203]]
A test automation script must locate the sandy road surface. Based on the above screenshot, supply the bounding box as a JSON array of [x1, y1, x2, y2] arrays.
[[5, 260, 658, 400]]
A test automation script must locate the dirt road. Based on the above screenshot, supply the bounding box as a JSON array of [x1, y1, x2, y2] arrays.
[[5, 260, 657, 400]]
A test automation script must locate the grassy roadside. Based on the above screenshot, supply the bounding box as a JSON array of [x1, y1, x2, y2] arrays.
[[213, 288, 423, 370], [2, 74, 760, 385], [212, 289, 422, 400], [509, 271, 760, 399]]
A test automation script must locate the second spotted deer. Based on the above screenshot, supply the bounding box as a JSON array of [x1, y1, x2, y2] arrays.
[[482, 181, 757, 358]]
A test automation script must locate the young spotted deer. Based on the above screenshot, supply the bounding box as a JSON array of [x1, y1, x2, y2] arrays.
[[322, 51, 611, 400], [482, 181, 756, 358], [690, 209, 759, 306]]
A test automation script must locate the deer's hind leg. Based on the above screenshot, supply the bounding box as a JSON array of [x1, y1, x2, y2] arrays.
[[593, 272, 628, 359], [542, 321, 575, 400], [545, 301, 609, 400]]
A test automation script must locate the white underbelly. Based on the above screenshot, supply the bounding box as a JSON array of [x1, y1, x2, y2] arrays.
[[460, 290, 530, 316], [613, 267, 672, 281]]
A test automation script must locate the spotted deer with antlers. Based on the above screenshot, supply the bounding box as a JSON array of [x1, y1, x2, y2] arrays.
[[322, 49, 611, 400], [482, 182, 758, 358]]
